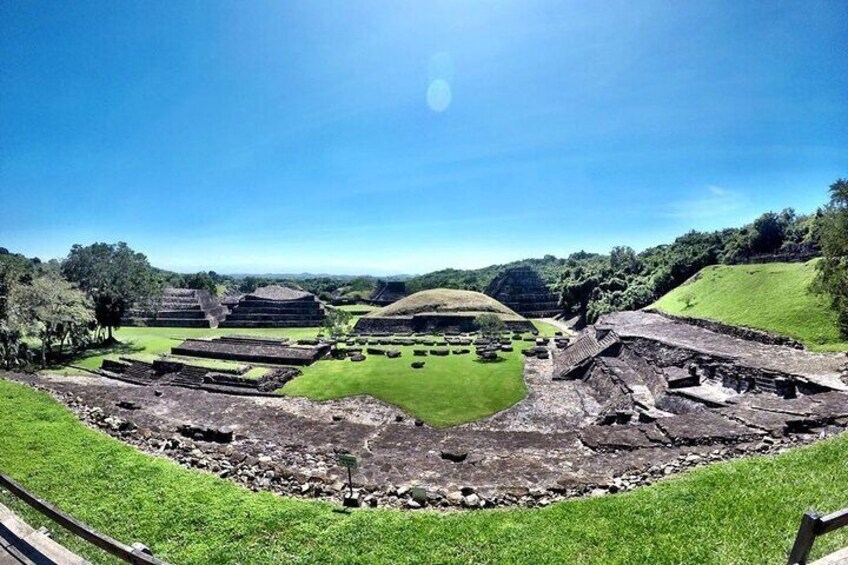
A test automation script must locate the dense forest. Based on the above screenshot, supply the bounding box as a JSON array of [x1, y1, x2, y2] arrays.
[[407, 207, 823, 325]]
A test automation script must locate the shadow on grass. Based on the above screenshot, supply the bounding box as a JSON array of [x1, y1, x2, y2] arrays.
[[47, 340, 146, 369], [472, 356, 508, 365]]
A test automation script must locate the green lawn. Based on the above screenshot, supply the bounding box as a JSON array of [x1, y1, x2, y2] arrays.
[[65, 326, 325, 371], [2, 378, 848, 564], [530, 319, 564, 337], [652, 261, 848, 351], [283, 343, 526, 428]]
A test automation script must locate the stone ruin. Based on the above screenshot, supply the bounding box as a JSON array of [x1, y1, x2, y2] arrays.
[[484, 266, 561, 318], [354, 313, 535, 334], [121, 288, 228, 328], [15, 307, 848, 511], [99, 357, 299, 396], [171, 335, 329, 366], [368, 281, 410, 306], [554, 311, 848, 435], [220, 285, 326, 328]]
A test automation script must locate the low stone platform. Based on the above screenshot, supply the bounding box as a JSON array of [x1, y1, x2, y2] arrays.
[[99, 358, 299, 395], [354, 314, 535, 334], [171, 337, 328, 366]]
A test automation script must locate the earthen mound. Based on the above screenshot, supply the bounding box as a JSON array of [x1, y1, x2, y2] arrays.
[[355, 289, 534, 333]]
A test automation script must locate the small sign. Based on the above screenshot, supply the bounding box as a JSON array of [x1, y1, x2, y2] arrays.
[[411, 487, 427, 503], [338, 453, 358, 470]]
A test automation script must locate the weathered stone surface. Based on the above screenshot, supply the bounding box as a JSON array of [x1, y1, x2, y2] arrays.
[[656, 412, 763, 444], [579, 424, 665, 451]]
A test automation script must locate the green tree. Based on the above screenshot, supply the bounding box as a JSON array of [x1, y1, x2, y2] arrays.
[[750, 212, 788, 254], [813, 179, 848, 337], [321, 308, 352, 347], [183, 272, 217, 295], [475, 313, 505, 339], [62, 242, 162, 341], [560, 266, 603, 327], [610, 246, 639, 273], [8, 273, 94, 367]]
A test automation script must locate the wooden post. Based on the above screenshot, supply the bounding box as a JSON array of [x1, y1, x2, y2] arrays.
[[788, 510, 821, 565]]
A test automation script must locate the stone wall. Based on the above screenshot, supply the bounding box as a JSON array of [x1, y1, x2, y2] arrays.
[[354, 314, 535, 334]]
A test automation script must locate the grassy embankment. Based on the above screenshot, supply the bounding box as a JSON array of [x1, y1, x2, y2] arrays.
[[2, 378, 848, 564], [652, 261, 848, 351]]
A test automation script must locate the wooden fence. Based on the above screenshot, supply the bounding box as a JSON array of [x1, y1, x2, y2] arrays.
[[0, 472, 167, 564], [788, 507, 848, 564]]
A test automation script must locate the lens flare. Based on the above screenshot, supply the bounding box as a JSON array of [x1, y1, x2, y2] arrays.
[[427, 79, 451, 112]]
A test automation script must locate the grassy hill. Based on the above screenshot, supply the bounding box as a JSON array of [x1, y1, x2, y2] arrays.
[[3, 377, 848, 564], [652, 261, 848, 351], [369, 288, 524, 321]]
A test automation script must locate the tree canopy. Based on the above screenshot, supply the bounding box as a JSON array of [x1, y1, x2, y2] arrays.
[[8, 271, 94, 366], [813, 179, 848, 337], [62, 242, 162, 340]]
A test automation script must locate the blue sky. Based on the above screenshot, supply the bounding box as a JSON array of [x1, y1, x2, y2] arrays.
[[1, 1, 846, 274]]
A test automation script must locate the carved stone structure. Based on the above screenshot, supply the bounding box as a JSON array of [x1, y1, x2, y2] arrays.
[[220, 285, 325, 328], [484, 266, 560, 318], [368, 281, 409, 306], [171, 335, 329, 365], [121, 288, 227, 328], [99, 356, 300, 395]]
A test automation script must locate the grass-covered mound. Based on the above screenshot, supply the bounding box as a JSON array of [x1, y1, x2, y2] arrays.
[[652, 261, 848, 351], [3, 378, 848, 564], [367, 289, 526, 321], [284, 341, 526, 428]]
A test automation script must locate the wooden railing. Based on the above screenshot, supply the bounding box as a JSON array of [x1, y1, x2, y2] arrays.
[[788, 507, 848, 564], [0, 472, 167, 564]]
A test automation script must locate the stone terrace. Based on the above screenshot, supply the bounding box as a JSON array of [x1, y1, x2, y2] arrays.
[[171, 335, 329, 365], [598, 310, 848, 392], [121, 288, 228, 328], [220, 285, 326, 328], [484, 266, 561, 318], [368, 281, 409, 306]]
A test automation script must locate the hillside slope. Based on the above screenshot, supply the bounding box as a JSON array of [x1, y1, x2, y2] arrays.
[[652, 261, 847, 351]]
